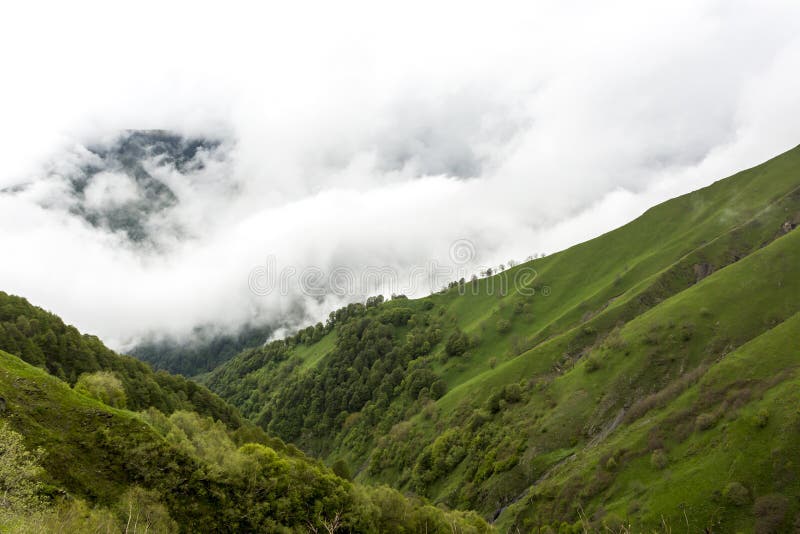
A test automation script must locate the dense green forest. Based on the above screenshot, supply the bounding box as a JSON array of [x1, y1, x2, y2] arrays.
[[131, 322, 275, 377], [205, 145, 800, 532]]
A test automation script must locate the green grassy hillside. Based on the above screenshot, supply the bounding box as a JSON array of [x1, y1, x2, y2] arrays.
[[0, 349, 490, 533], [206, 145, 800, 531], [0, 291, 241, 427]]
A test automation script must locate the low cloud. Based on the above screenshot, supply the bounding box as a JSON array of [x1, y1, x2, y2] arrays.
[[1, 0, 800, 348]]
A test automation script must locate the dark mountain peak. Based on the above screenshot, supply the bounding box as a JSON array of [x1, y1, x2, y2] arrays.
[[3, 129, 230, 247]]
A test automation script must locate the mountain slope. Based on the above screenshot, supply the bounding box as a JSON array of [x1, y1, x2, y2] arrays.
[[130, 322, 275, 377], [0, 348, 491, 533], [0, 291, 242, 427], [205, 145, 800, 531]]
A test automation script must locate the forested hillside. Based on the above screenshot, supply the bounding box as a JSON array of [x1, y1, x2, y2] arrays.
[[205, 145, 800, 531], [0, 349, 490, 532], [0, 291, 241, 427], [131, 322, 275, 377]]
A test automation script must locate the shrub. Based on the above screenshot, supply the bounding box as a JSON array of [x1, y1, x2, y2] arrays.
[[723, 481, 750, 506], [753, 494, 789, 534], [680, 322, 695, 341], [695, 412, 716, 431], [331, 459, 352, 480], [113, 486, 177, 533], [496, 319, 511, 334], [445, 331, 468, 358], [75, 371, 127, 409], [502, 383, 523, 403], [602, 327, 626, 351], [650, 449, 668, 470], [753, 408, 769, 428], [646, 429, 665, 451], [602, 513, 626, 532], [421, 401, 437, 421], [429, 379, 447, 400], [584, 356, 601, 373], [0, 422, 46, 514]]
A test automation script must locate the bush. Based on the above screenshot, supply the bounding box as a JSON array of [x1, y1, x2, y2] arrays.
[[331, 459, 352, 480], [496, 319, 511, 334], [695, 412, 716, 431], [650, 449, 668, 470], [445, 331, 468, 358], [429, 379, 447, 400], [502, 383, 523, 403], [74, 371, 127, 409], [723, 481, 750, 506], [0, 422, 45, 515], [114, 486, 177, 533], [753, 408, 769, 428], [753, 494, 789, 534], [584, 356, 601, 373]]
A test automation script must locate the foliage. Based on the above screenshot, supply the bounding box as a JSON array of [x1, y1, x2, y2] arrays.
[[130, 322, 275, 377], [75, 371, 127, 408], [723, 482, 750, 506], [753, 494, 790, 534], [0, 291, 241, 427], [0, 350, 492, 533], [445, 330, 469, 358], [0, 421, 46, 515], [5, 145, 800, 531], [204, 145, 800, 531]]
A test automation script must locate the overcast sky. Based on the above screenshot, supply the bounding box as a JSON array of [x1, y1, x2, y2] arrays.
[[2, 0, 800, 348]]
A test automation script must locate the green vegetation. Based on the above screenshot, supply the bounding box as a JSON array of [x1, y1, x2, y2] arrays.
[[205, 145, 800, 531], [3, 144, 800, 531], [0, 349, 490, 532], [0, 291, 241, 426], [130, 322, 275, 377]]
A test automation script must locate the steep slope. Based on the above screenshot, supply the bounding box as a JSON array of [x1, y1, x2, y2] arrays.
[[130, 322, 275, 377], [0, 349, 491, 533], [206, 145, 800, 530], [498, 310, 800, 532], [0, 291, 242, 427]]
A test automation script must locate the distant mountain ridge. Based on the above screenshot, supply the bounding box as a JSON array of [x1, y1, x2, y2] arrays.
[[130, 322, 276, 377]]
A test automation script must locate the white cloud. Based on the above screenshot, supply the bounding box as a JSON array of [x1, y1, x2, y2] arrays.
[[83, 172, 140, 208], [1, 0, 800, 348]]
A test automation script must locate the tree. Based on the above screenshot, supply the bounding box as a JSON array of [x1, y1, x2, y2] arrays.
[[445, 331, 468, 358], [75, 371, 127, 408], [430, 379, 447, 400], [0, 422, 45, 516], [114, 486, 177, 533], [331, 459, 352, 480]]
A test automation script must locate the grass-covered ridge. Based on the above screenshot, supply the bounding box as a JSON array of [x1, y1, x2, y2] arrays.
[[205, 144, 800, 531]]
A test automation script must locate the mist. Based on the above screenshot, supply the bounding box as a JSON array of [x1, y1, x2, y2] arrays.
[[2, 0, 800, 348]]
